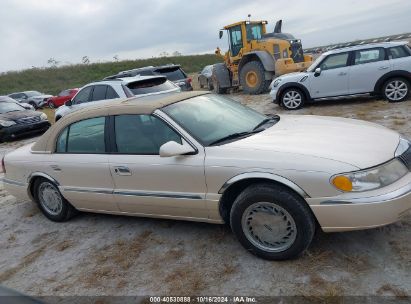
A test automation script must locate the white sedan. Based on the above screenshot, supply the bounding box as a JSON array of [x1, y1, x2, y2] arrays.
[[3, 92, 411, 260]]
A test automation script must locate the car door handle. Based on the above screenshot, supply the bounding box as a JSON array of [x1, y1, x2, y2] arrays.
[[338, 72, 347, 76], [113, 166, 132, 176], [378, 66, 389, 70]]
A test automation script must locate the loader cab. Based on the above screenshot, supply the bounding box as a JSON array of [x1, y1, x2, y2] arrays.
[[222, 21, 268, 58]]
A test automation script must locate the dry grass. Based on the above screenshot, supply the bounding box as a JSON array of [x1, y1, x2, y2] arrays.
[[164, 267, 206, 294], [82, 230, 152, 287], [377, 284, 409, 298], [54, 240, 75, 252], [299, 274, 344, 302], [39, 108, 55, 124], [0, 244, 47, 282]]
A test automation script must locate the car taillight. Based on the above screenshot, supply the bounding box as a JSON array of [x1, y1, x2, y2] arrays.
[[1, 157, 5, 173], [187, 78, 192, 83]]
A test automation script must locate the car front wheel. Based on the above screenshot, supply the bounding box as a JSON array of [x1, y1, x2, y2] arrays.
[[281, 88, 305, 110], [383, 78, 410, 102], [230, 183, 315, 260], [33, 178, 77, 222]]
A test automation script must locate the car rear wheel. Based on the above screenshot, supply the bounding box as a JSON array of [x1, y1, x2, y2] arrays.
[[48, 101, 55, 109], [281, 88, 305, 110], [230, 183, 315, 260], [383, 78, 410, 102], [33, 178, 77, 222], [29, 102, 37, 109]]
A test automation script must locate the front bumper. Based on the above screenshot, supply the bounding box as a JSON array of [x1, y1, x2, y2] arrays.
[[308, 173, 411, 232], [0, 121, 50, 141], [269, 87, 279, 103]]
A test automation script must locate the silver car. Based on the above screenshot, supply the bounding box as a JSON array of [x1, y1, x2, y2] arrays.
[[55, 75, 180, 121]]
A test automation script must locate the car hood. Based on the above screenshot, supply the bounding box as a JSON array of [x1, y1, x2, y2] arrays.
[[225, 115, 400, 169], [0, 110, 40, 121], [275, 71, 309, 82]]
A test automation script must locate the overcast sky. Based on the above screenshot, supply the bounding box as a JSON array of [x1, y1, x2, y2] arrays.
[[1, 0, 410, 72]]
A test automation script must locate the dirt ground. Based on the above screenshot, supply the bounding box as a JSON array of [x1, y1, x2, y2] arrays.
[[0, 87, 410, 300]]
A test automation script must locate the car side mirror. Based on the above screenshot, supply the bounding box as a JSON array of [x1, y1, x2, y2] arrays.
[[159, 141, 195, 157], [314, 68, 321, 77], [65, 99, 73, 106]]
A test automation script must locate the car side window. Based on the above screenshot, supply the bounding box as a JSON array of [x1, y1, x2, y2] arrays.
[[73, 86, 93, 104], [114, 115, 182, 154], [319, 52, 349, 70], [354, 48, 385, 65], [389, 46, 410, 59], [56, 117, 106, 153], [106, 86, 119, 99], [58, 90, 69, 97], [91, 85, 107, 101]]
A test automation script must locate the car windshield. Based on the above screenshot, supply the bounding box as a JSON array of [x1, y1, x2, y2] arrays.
[[162, 94, 276, 146], [25, 91, 42, 97], [0, 102, 25, 114], [127, 78, 177, 95], [155, 67, 186, 81], [306, 54, 326, 72]]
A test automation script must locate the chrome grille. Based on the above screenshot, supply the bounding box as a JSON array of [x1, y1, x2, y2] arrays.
[[15, 116, 41, 125], [398, 147, 411, 170]]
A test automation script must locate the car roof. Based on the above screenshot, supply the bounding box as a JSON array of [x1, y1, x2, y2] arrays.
[[322, 41, 409, 55], [104, 64, 182, 79], [32, 91, 211, 152], [87, 75, 168, 86]]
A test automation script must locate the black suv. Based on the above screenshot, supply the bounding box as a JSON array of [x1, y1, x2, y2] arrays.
[[104, 64, 193, 91]]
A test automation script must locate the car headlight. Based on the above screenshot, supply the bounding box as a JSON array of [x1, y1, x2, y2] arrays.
[[270, 78, 282, 89], [0, 120, 16, 127], [331, 159, 408, 192], [40, 113, 48, 121], [395, 136, 410, 157]]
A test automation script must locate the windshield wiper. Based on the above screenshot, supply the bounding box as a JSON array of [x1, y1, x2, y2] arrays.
[[252, 115, 280, 131], [208, 130, 263, 146]]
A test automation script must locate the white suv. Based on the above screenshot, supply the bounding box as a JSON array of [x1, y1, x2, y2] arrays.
[[55, 75, 180, 121], [270, 41, 411, 110]]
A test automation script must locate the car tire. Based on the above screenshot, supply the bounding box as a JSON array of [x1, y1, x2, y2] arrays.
[[383, 78, 410, 102], [213, 78, 227, 94], [33, 178, 77, 222], [48, 101, 55, 109], [230, 183, 315, 260], [207, 79, 213, 91], [199, 77, 204, 89], [280, 88, 305, 110], [29, 102, 37, 109]]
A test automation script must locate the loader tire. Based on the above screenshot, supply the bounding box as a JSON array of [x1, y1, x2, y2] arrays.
[[240, 61, 269, 95]]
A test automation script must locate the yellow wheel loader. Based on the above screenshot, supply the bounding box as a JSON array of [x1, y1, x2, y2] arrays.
[[213, 19, 313, 94]]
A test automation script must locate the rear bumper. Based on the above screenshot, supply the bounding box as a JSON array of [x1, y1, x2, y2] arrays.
[[309, 174, 411, 232], [0, 121, 50, 141]]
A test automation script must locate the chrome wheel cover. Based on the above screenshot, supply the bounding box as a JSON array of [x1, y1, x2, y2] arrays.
[[241, 202, 297, 252], [38, 182, 63, 216], [385, 80, 408, 101], [283, 91, 302, 109]]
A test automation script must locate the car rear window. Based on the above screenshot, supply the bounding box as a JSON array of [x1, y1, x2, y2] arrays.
[[126, 78, 176, 95], [155, 67, 186, 81]]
